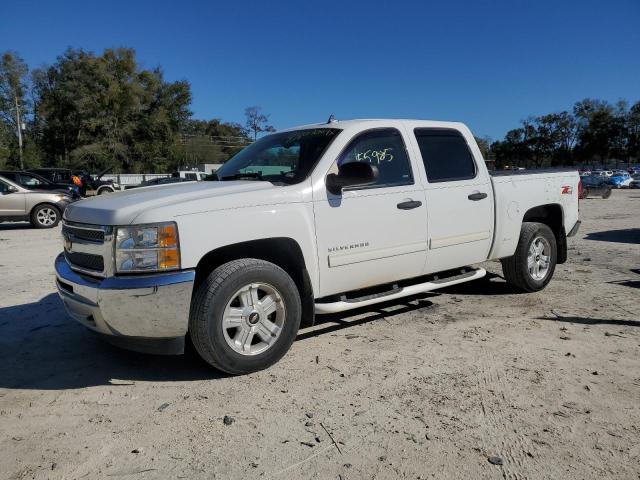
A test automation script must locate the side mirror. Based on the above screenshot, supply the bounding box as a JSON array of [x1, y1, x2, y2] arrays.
[[326, 162, 379, 195], [6, 185, 19, 194]]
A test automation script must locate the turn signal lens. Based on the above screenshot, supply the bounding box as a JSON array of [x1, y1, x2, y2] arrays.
[[159, 248, 180, 270], [159, 224, 178, 247]]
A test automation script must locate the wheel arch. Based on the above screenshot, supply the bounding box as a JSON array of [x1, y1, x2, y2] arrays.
[[96, 185, 115, 194], [194, 237, 315, 327], [522, 203, 567, 264]]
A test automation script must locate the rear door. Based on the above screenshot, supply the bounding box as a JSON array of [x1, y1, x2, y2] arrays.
[[408, 127, 494, 273], [0, 179, 26, 217], [313, 127, 428, 297]]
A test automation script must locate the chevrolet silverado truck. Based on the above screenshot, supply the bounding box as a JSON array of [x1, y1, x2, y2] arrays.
[[55, 119, 581, 374]]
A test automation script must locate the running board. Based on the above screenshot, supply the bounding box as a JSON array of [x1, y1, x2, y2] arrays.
[[314, 267, 486, 314]]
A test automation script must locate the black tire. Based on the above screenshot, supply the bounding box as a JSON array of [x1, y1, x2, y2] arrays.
[[602, 188, 611, 199], [501, 222, 557, 293], [30, 204, 61, 229], [189, 259, 301, 374], [97, 187, 111, 195], [581, 187, 590, 199]]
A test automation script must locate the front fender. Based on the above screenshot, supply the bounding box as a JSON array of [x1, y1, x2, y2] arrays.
[[176, 202, 320, 294]]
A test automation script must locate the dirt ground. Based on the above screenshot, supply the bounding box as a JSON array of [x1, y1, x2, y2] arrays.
[[1, 190, 639, 480]]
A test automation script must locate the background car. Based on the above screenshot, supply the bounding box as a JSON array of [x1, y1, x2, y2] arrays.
[[606, 172, 632, 188], [629, 174, 640, 189], [28, 167, 76, 185], [0, 170, 81, 199], [0, 175, 73, 228], [580, 175, 612, 199], [74, 167, 120, 195]]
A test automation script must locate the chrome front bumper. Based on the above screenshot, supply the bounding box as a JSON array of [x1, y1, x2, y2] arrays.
[[55, 253, 195, 346]]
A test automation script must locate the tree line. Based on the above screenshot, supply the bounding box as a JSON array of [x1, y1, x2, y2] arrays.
[[1, 47, 638, 173], [488, 99, 640, 169], [0, 48, 275, 173]]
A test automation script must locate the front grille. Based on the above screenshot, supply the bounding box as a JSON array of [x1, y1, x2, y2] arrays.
[[65, 251, 104, 272], [62, 224, 105, 242], [62, 221, 111, 277]]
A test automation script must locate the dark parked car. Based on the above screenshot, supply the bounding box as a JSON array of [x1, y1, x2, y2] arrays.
[[74, 167, 120, 195], [0, 170, 81, 199], [29, 167, 120, 196], [28, 168, 76, 185]]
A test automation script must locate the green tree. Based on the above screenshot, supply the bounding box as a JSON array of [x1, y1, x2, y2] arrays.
[[573, 98, 621, 164], [33, 47, 192, 172], [175, 118, 250, 165], [627, 101, 640, 162], [474, 136, 492, 159], [0, 51, 30, 169]]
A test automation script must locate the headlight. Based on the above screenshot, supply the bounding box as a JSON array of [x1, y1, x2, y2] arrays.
[[115, 222, 180, 273]]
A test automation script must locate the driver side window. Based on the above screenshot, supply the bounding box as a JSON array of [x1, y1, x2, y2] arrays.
[[0, 180, 9, 194], [337, 128, 413, 188]]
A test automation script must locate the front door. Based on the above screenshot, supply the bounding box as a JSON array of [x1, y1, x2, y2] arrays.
[[409, 127, 494, 273], [313, 128, 428, 297]]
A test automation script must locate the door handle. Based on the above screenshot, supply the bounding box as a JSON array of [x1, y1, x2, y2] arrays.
[[397, 200, 422, 210], [468, 192, 488, 201]]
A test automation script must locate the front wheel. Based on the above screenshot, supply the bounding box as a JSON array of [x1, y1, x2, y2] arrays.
[[189, 259, 301, 374], [30, 204, 61, 229], [501, 222, 557, 292]]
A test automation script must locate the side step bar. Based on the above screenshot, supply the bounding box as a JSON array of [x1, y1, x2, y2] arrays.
[[314, 267, 486, 314]]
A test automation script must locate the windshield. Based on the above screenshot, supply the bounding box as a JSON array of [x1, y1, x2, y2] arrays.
[[213, 128, 341, 185]]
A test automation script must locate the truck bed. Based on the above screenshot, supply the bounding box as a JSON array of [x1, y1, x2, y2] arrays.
[[488, 169, 580, 261]]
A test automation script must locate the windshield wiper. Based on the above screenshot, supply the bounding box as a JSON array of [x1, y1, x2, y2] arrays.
[[220, 172, 265, 181]]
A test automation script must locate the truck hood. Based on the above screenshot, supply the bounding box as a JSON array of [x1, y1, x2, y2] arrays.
[[63, 181, 276, 225]]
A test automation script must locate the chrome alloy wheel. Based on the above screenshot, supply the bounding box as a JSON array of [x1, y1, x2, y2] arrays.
[[37, 207, 58, 226], [527, 236, 551, 281], [222, 283, 286, 356]]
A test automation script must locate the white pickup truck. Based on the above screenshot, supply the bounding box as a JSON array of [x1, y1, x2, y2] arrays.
[[55, 119, 581, 374]]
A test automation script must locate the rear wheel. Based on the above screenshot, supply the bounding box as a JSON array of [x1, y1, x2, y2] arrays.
[[30, 204, 60, 229], [501, 222, 557, 292], [189, 259, 301, 374], [602, 188, 611, 199]]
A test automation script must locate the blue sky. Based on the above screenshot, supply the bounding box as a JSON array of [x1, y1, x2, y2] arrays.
[[2, 0, 638, 139]]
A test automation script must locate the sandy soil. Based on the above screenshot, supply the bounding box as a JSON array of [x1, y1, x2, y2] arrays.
[[1, 190, 639, 480]]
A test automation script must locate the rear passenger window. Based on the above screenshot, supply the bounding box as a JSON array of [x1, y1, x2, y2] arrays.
[[337, 128, 413, 188], [414, 129, 476, 182]]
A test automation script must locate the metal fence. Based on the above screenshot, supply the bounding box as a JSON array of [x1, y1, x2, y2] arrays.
[[101, 174, 170, 186]]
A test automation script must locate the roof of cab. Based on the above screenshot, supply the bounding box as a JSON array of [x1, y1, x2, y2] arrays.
[[278, 118, 468, 133]]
